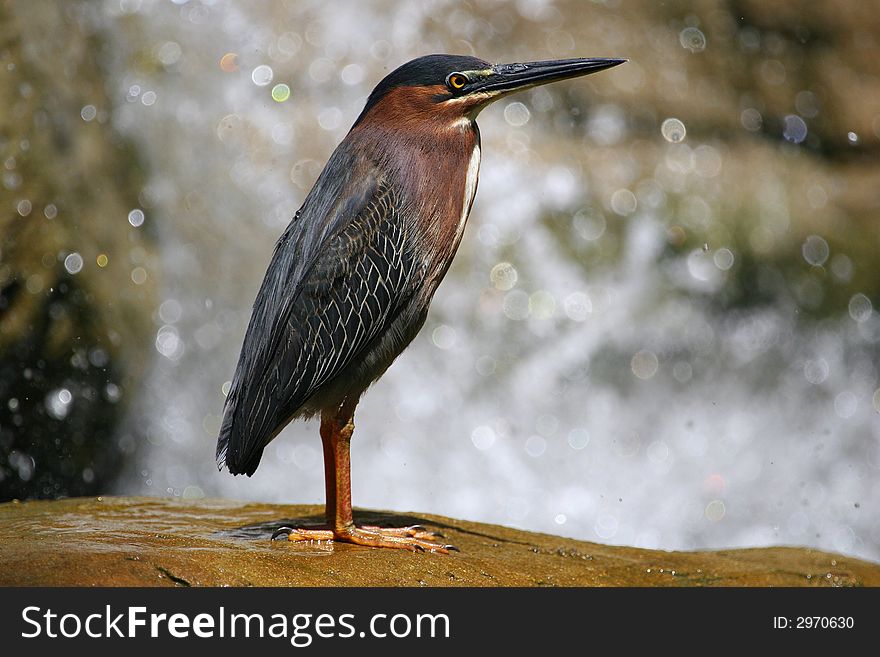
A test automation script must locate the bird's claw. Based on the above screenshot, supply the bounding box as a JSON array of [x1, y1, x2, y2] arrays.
[[271, 526, 293, 540]]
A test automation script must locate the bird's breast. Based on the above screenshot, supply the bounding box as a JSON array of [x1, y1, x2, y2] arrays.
[[418, 132, 481, 288]]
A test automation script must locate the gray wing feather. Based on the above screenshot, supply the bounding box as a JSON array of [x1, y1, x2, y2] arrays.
[[216, 157, 417, 475]]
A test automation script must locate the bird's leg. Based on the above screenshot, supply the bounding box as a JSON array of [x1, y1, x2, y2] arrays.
[[277, 402, 456, 553]]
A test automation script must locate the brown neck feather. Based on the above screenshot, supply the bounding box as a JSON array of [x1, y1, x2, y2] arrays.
[[349, 85, 480, 281]]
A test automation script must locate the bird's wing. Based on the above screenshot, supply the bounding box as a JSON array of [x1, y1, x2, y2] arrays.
[[217, 169, 420, 475]]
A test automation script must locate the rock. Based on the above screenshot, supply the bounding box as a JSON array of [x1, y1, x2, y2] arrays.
[[1, 496, 877, 587]]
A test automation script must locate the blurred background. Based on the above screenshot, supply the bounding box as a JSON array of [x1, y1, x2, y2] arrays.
[[2, 0, 879, 563]]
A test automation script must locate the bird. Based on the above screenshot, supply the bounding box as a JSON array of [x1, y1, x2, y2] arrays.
[[216, 53, 625, 552]]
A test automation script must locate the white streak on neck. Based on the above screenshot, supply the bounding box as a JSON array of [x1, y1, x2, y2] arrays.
[[448, 116, 472, 131], [456, 142, 481, 243]]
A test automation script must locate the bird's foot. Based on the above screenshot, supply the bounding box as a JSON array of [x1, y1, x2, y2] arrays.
[[272, 524, 456, 553]]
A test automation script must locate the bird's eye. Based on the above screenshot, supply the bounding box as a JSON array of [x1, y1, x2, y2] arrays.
[[447, 73, 468, 91]]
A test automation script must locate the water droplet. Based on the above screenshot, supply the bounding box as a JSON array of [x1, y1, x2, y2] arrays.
[[157, 41, 182, 66], [96, 254, 108, 268], [88, 347, 109, 368], [431, 324, 456, 350], [554, 514, 566, 525], [141, 90, 157, 106], [251, 64, 274, 86], [155, 324, 184, 360], [340, 64, 364, 86], [45, 387, 73, 420], [271, 83, 291, 102], [503, 101, 531, 127], [631, 350, 659, 380], [80, 105, 97, 122], [830, 254, 852, 282], [490, 262, 518, 291], [182, 485, 205, 500], [26, 273, 43, 294], [563, 292, 592, 321], [128, 208, 145, 227], [572, 208, 606, 241], [567, 428, 590, 450], [713, 248, 735, 271], [801, 235, 829, 266], [847, 131, 858, 144], [525, 435, 546, 457], [104, 383, 121, 402], [610, 188, 637, 215], [219, 52, 238, 72], [529, 290, 556, 320], [848, 293, 872, 322], [679, 26, 707, 52], [672, 361, 692, 383], [705, 500, 726, 521], [740, 108, 762, 132], [9, 451, 34, 481], [783, 115, 808, 143], [594, 514, 618, 539], [471, 425, 496, 450], [159, 299, 183, 324], [63, 252, 83, 275], [131, 266, 147, 285], [502, 289, 530, 320], [318, 107, 342, 131], [795, 90, 819, 118], [803, 358, 829, 385], [661, 118, 686, 143]]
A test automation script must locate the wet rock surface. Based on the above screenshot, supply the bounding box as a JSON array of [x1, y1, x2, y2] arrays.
[[1, 497, 877, 587]]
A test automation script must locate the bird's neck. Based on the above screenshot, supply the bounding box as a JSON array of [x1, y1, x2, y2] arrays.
[[351, 117, 481, 285]]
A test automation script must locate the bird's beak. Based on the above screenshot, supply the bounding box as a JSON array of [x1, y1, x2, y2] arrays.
[[475, 58, 626, 97]]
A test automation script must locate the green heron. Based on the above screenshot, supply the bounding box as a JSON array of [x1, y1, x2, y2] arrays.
[[217, 53, 625, 552]]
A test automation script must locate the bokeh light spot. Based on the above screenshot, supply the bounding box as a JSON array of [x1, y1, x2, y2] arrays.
[[802, 235, 829, 266], [679, 27, 707, 52], [661, 118, 686, 143], [128, 208, 145, 227], [251, 64, 274, 86], [271, 83, 291, 102], [783, 115, 808, 143], [705, 500, 726, 522], [490, 262, 517, 291], [63, 252, 83, 275], [219, 53, 238, 72], [631, 350, 659, 380], [471, 425, 495, 451]]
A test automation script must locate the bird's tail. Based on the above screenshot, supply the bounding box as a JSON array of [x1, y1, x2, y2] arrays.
[[215, 388, 263, 477]]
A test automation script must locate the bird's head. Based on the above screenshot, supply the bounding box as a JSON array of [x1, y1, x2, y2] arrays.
[[353, 53, 626, 131]]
